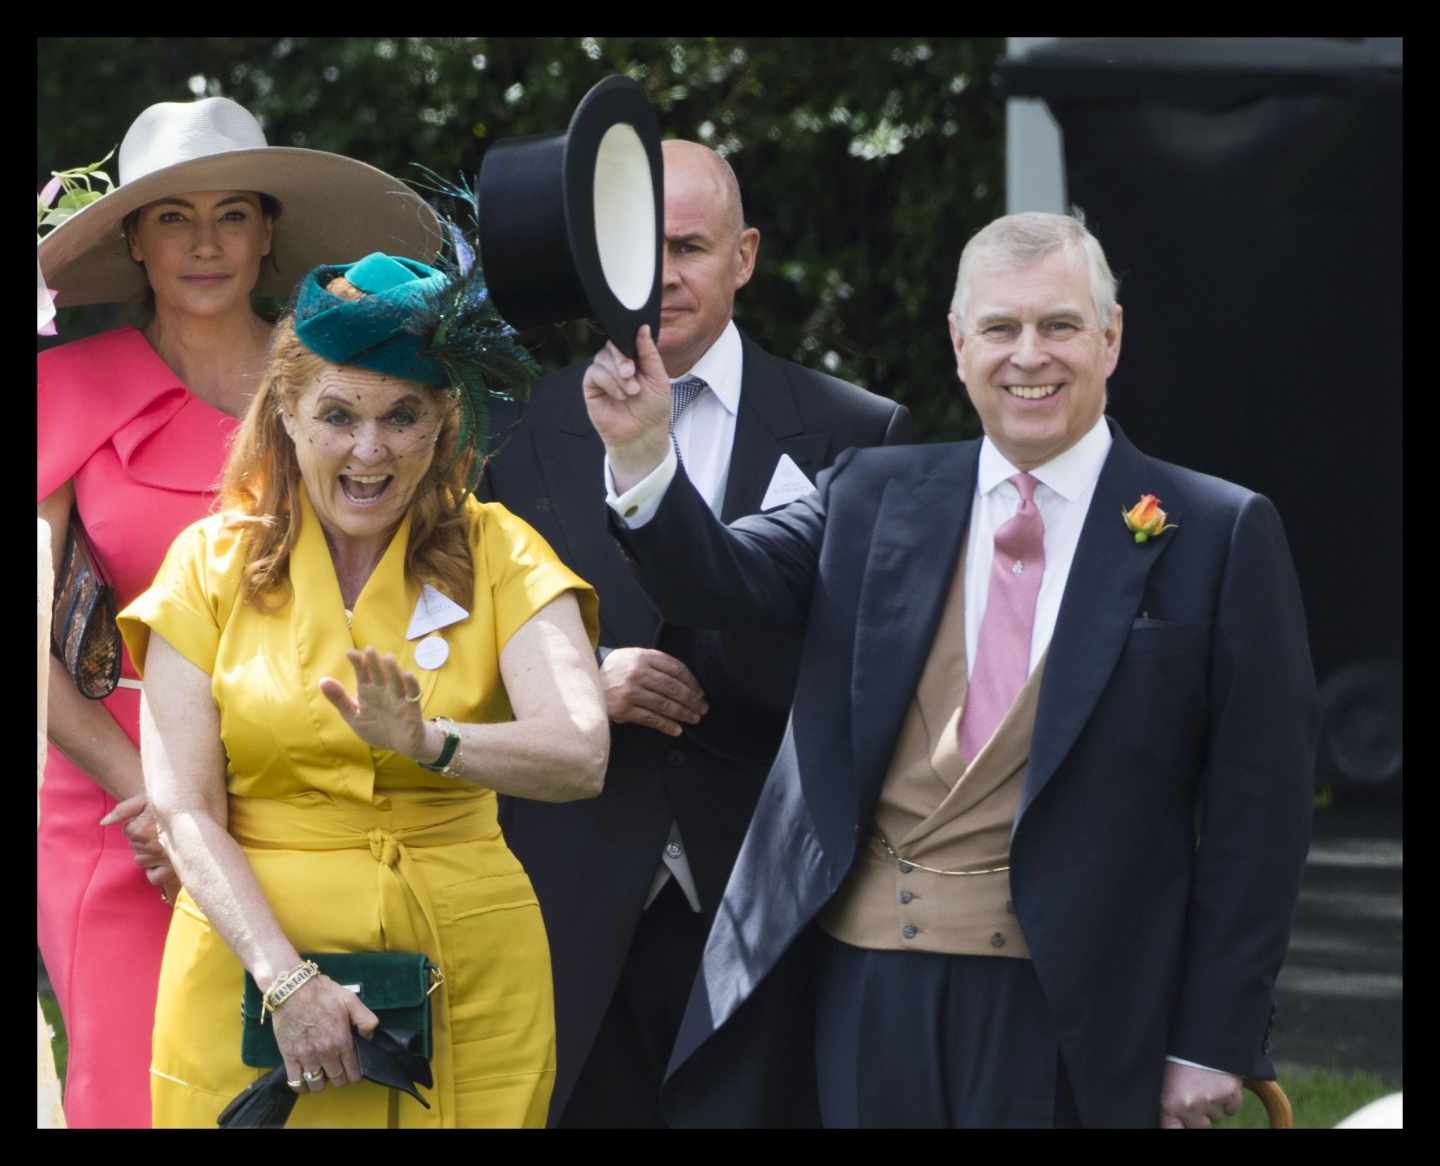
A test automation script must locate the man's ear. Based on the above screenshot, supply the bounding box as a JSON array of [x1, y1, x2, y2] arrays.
[[947, 311, 966, 371], [734, 226, 760, 290], [1103, 303, 1123, 377]]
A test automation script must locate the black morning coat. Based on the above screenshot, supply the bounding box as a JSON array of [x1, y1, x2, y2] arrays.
[[480, 330, 913, 1121], [608, 419, 1317, 1128]]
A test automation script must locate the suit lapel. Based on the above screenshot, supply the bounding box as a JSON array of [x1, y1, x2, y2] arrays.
[[720, 338, 826, 522], [850, 446, 977, 809], [533, 382, 661, 646], [537, 381, 609, 566], [1018, 421, 1181, 828]]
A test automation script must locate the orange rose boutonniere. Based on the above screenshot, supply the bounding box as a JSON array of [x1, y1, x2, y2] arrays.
[[1122, 494, 1178, 544]]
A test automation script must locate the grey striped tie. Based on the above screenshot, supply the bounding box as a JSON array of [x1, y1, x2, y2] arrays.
[[670, 376, 707, 461]]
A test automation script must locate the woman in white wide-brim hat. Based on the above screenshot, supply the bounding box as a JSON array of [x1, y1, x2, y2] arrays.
[[36, 95, 440, 1129]]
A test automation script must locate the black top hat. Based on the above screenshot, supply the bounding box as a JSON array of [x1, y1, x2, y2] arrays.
[[478, 75, 663, 359]]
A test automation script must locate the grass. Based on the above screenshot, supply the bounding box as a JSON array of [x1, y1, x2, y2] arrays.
[[1213, 1064, 1399, 1129], [35, 988, 1396, 1128], [38, 989, 67, 1088]]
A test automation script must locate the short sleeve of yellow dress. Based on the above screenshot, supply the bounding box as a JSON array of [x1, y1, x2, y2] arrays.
[[118, 493, 597, 1128]]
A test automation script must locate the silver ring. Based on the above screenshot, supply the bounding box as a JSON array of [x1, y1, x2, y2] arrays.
[[287, 1078, 304, 1092], [405, 691, 422, 703], [302, 1068, 324, 1083]]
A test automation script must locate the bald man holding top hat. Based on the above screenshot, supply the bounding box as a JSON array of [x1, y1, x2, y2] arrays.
[[485, 139, 912, 1126]]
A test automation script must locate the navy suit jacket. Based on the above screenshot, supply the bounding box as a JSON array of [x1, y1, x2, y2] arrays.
[[612, 419, 1317, 1128], [481, 332, 911, 1121]]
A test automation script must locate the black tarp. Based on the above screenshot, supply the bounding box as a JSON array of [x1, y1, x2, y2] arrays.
[[1001, 38, 1402, 791]]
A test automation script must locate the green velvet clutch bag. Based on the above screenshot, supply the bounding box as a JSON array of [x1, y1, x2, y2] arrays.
[[241, 952, 442, 1069]]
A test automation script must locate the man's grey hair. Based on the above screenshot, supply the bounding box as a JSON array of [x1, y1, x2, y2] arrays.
[[950, 209, 1119, 327]]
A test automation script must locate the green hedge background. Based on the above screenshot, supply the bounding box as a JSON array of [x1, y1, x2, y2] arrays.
[[39, 37, 1006, 441]]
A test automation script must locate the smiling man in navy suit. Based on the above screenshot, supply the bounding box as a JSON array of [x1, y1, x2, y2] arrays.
[[581, 212, 1317, 1128]]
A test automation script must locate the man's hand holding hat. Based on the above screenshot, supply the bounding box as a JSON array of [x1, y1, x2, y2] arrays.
[[583, 324, 672, 494]]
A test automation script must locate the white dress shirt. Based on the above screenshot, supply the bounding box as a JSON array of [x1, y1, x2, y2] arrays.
[[966, 415, 1112, 680]]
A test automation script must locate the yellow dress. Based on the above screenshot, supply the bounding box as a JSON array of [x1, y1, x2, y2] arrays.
[[118, 491, 598, 1128]]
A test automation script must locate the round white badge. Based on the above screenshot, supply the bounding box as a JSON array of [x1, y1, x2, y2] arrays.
[[414, 635, 450, 670]]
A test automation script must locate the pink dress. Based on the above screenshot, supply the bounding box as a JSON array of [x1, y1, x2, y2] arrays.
[[37, 327, 238, 1128]]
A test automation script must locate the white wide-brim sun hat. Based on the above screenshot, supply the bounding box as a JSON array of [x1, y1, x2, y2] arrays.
[[39, 96, 441, 309]]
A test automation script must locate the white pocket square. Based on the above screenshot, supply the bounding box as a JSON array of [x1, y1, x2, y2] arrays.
[[760, 453, 816, 511]]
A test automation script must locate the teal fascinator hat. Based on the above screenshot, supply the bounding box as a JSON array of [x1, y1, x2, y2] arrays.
[[293, 253, 450, 385], [289, 244, 538, 489]]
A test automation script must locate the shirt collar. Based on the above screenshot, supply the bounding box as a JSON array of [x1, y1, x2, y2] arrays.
[[977, 412, 1113, 502], [671, 319, 742, 417]]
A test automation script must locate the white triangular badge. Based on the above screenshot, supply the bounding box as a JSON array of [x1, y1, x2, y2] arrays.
[[406, 584, 470, 640]]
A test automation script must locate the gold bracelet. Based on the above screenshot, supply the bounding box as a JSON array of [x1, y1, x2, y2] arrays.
[[260, 959, 320, 1025]]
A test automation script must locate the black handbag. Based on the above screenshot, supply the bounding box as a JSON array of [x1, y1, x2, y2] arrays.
[[50, 516, 121, 700], [241, 952, 443, 1069]]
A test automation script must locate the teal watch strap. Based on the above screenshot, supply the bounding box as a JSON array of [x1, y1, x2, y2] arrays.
[[418, 716, 460, 772]]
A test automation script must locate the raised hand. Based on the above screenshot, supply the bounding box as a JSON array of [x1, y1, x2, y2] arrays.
[[581, 325, 673, 491], [319, 646, 428, 759]]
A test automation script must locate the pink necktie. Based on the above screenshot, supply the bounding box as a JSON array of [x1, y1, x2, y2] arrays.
[[957, 472, 1045, 763]]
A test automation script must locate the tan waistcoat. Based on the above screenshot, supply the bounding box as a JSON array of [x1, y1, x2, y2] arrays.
[[819, 541, 1046, 958]]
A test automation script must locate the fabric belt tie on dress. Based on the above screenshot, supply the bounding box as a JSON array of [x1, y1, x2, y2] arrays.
[[367, 827, 402, 869], [227, 790, 500, 1128]]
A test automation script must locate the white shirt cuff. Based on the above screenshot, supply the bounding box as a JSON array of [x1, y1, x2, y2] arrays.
[[1166, 1055, 1237, 1077], [605, 445, 678, 529]]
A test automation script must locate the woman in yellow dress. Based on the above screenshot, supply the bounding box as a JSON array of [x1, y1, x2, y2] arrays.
[[117, 251, 607, 1127]]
